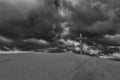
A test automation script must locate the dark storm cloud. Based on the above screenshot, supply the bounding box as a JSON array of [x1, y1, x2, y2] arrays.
[[0, 0, 62, 41], [1, 0, 120, 46], [57, 0, 120, 45], [60, 0, 120, 34]]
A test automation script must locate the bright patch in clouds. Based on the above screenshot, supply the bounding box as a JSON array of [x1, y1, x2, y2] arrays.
[[0, 0, 46, 17], [4, 0, 44, 10], [104, 34, 120, 39], [6, 0, 38, 5]]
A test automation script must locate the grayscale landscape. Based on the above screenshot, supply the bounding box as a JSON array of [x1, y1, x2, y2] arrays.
[[0, 0, 120, 80]]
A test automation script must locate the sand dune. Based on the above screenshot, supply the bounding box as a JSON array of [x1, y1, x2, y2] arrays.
[[0, 53, 120, 80]]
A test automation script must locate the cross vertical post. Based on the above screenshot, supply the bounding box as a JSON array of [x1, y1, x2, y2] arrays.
[[79, 33, 83, 54], [76, 33, 87, 54]]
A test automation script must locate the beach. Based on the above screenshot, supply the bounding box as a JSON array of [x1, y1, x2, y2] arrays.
[[0, 52, 120, 80]]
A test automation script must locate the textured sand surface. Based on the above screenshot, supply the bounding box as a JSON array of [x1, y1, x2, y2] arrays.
[[0, 53, 120, 80]]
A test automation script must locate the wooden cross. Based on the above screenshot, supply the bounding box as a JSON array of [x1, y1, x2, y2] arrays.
[[76, 33, 87, 54]]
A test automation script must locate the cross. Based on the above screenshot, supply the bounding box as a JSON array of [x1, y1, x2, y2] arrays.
[[76, 33, 87, 54]]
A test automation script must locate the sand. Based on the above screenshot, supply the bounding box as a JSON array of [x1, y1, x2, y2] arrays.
[[0, 52, 120, 80]]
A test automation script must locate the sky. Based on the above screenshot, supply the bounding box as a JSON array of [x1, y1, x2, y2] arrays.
[[0, 0, 61, 40], [59, 0, 120, 45], [0, 0, 120, 45]]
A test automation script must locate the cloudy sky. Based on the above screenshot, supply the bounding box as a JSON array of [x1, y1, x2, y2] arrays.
[[0, 0, 61, 40], [0, 0, 120, 45], [60, 0, 120, 45]]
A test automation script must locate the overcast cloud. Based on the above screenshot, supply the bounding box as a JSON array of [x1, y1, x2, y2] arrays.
[[0, 0, 120, 45]]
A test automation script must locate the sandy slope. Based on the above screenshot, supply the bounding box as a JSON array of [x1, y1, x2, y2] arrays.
[[0, 53, 120, 80]]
